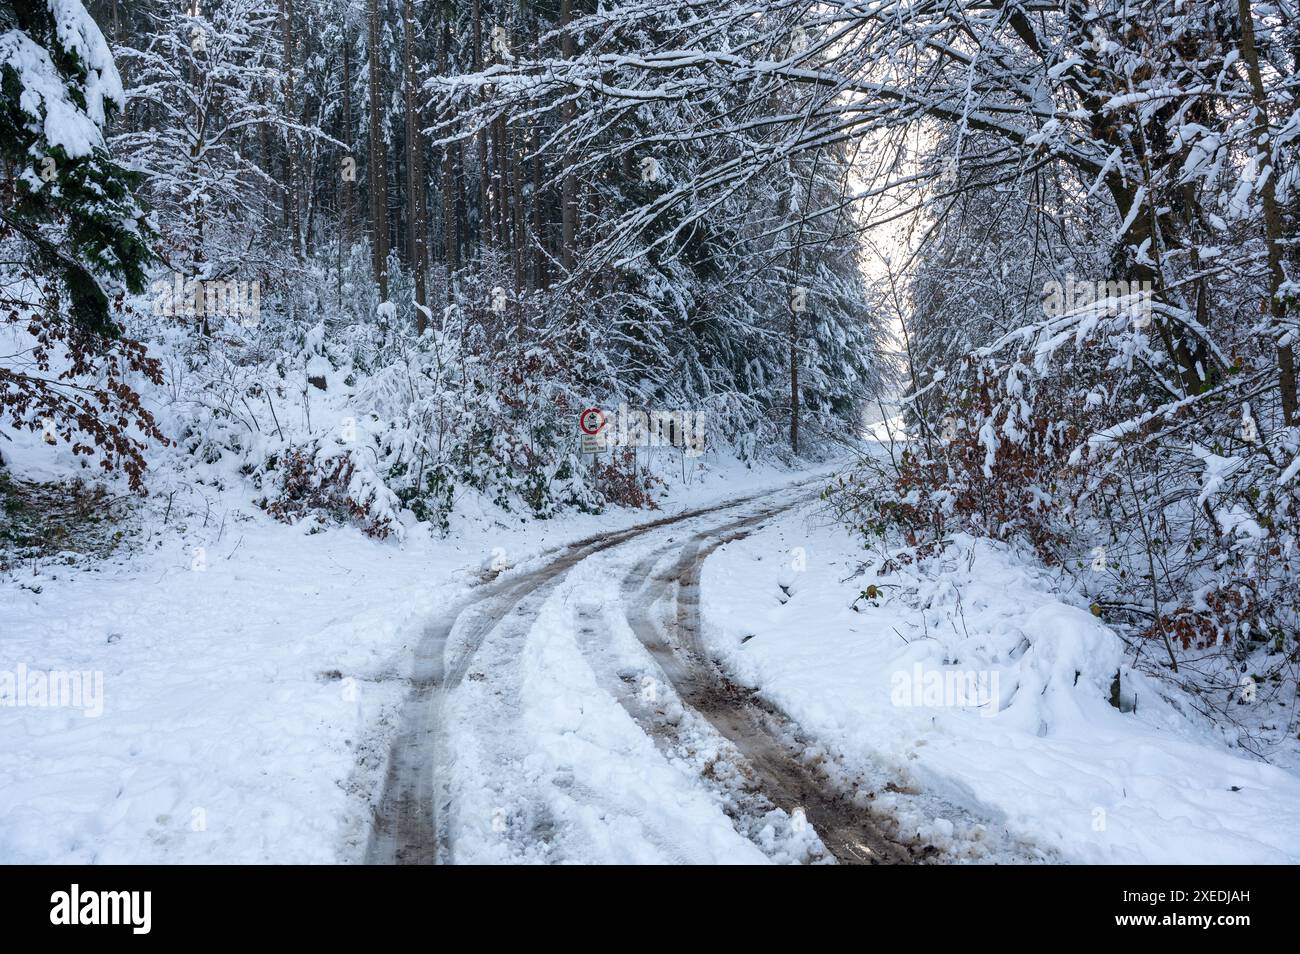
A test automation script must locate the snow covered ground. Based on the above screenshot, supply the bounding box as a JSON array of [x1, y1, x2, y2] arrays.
[[0, 452, 821, 863], [699, 504, 1300, 864], [6, 435, 1299, 865]]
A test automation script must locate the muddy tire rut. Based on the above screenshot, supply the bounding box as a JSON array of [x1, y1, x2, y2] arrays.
[[617, 512, 923, 865]]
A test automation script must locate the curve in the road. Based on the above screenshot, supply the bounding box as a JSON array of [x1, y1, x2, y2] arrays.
[[364, 480, 823, 864]]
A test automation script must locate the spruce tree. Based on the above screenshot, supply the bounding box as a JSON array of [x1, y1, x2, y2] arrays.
[[2, 0, 151, 334]]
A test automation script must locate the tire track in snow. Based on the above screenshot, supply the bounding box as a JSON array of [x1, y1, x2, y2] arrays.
[[613, 507, 920, 864], [364, 479, 822, 864], [576, 556, 833, 864]]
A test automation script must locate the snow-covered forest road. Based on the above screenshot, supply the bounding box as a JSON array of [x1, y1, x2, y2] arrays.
[[360, 463, 1300, 865], [5, 454, 1294, 868], [7, 458, 1298, 865], [364, 478, 884, 863], [364, 473, 1058, 865]]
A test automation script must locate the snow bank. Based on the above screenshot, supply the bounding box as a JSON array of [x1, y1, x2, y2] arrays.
[[700, 516, 1300, 864]]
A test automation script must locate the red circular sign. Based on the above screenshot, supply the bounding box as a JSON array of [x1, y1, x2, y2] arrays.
[[579, 407, 606, 435]]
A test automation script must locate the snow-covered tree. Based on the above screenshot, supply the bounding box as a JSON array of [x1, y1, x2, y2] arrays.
[[2, 0, 150, 330], [1, 0, 163, 487], [110, 0, 293, 300]]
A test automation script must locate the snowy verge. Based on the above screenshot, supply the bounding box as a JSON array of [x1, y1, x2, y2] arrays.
[[698, 508, 1300, 864]]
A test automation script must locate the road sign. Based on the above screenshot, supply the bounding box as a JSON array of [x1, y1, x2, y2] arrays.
[[580, 432, 606, 454], [579, 407, 606, 435]]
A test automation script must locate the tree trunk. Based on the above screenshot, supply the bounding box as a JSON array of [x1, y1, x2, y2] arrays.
[[1238, 0, 1298, 425], [439, 14, 458, 280], [339, 20, 355, 306], [280, 0, 302, 259], [474, 0, 489, 255], [532, 125, 545, 290], [512, 106, 526, 292], [366, 0, 389, 301], [559, 0, 577, 274], [402, 0, 427, 327]]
